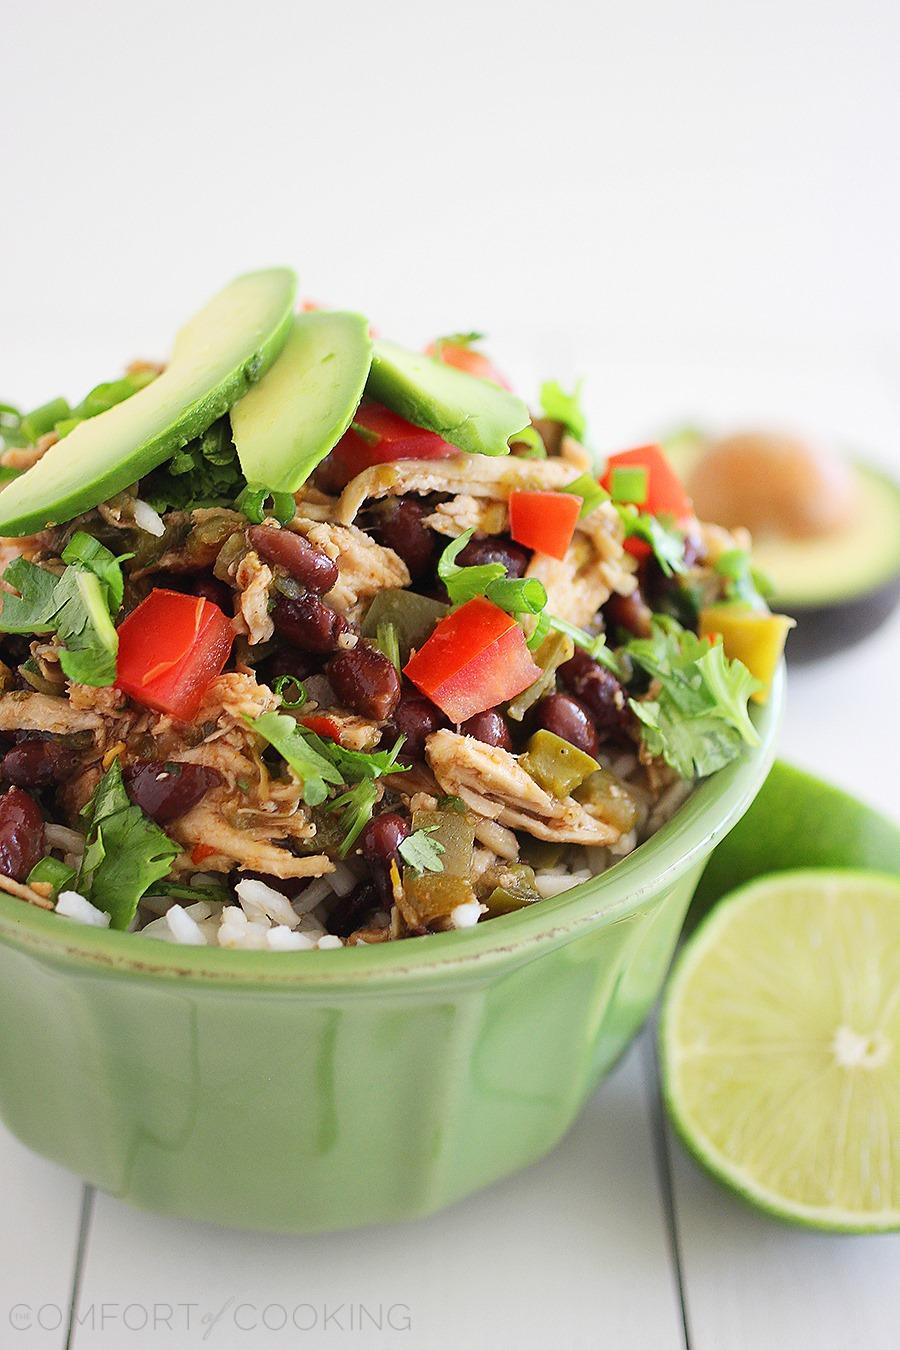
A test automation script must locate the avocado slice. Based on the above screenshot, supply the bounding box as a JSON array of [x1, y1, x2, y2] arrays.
[[230, 310, 372, 493], [366, 339, 530, 456], [663, 433, 900, 661], [0, 268, 297, 536]]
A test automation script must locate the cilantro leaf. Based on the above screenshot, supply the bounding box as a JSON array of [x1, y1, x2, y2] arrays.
[[438, 529, 506, 605], [301, 731, 408, 783], [76, 759, 180, 929], [626, 618, 761, 778], [398, 826, 445, 875], [248, 711, 343, 806], [539, 379, 587, 442], [0, 533, 125, 686], [141, 417, 246, 513], [617, 506, 686, 577], [329, 779, 380, 857]]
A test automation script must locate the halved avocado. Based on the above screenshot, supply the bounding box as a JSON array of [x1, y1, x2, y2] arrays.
[[0, 268, 297, 536], [366, 339, 530, 456], [663, 432, 900, 661], [230, 310, 372, 492]]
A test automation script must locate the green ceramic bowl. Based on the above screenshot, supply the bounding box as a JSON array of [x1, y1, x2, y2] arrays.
[[0, 672, 783, 1233]]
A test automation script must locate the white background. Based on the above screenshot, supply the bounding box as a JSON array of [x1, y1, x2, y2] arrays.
[[2, 2, 899, 1347]]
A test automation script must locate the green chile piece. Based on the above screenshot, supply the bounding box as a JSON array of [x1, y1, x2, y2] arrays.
[[480, 863, 542, 917], [361, 590, 449, 664], [574, 768, 642, 834], [520, 730, 599, 799], [506, 630, 575, 722]]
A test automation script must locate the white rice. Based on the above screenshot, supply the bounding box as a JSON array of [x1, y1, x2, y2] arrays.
[[165, 904, 206, 946], [449, 901, 486, 929], [132, 498, 166, 537], [267, 926, 316, 951], [235, 878, 301, 929], [56, 890, 111, 928]]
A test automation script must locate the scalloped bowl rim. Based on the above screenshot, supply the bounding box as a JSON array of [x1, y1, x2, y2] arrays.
[[0, 667, 784, 988]]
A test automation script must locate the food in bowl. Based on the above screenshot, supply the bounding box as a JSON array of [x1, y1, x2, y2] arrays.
[[0, 269, 790, 950]]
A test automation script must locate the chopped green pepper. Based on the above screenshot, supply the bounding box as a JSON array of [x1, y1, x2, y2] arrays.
[[506, 629, 575, 721], [361, 589, 449, 663], [400, 874, 477, 929], [575, 768, 642, 833], [520, 729, 600, 798], [478, 862, 541, 916], [411, 809, 475, 876]]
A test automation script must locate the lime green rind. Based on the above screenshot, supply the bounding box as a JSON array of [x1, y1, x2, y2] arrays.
[[662, 868, 900, 1234], [0, 268, 297, 535], [230, 310, 373, 492], [690, 760, 900, 926]]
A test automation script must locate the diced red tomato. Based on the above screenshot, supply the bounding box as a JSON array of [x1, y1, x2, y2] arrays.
[[191, 843, 219, 864], [319, 402, 457, 492], [403, 597, 541, 723], [425, 341, 510, 389], [116, 589, 234, 721], [509, 490, 581, 560], [300, 714, 342, 741], [601, 444, 693, 560]]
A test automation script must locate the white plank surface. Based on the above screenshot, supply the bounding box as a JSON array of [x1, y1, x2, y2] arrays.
[[0, 1129, 85, 1349], [668, 1137, 900, 1350], [70, 1042, 684, 1349]]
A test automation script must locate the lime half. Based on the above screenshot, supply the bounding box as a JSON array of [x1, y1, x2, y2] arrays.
[[661, 869, 900, 1232]]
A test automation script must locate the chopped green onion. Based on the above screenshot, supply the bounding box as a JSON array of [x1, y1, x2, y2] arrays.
[[511, 426, 546, 459], [610, 465, 648, 505], [329, 779, 379, 856], [236, 484, 296, 526], [273, 674, 308, 708], [486, 576, 547, 616], [560, 472, 610, 518], [20, 397, 70, 443], [54, 416, 84, 439], [375, 620, 401, 671], [438, 529, 506, 605], [27, 856, 77, 898], [350, 419, 380, 445]]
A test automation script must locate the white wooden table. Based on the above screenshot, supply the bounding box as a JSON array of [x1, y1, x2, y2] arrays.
[[1, 362, 897, 1349]]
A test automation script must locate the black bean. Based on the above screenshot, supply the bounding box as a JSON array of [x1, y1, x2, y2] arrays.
[[360, 813, 410, 908], [457, 534, 530, 578], [460, 709, 513, 750], [604, 585, 653, 639], [328, 882, 380, 939], [248, 525, 339, 594], [327, 643, 401, 721], [534, 692, 600, 756], [0, 786, 45, 882], [371, 499, 436, 580], [383, 686, 446, 761], [124, 761, 224, 825], [272, 594, 350, 654], [1, 740, 79, 789], [559, 649, 630, 737]]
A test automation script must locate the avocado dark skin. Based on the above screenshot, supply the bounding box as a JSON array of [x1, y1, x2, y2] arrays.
[[781, 574, 900, 662]]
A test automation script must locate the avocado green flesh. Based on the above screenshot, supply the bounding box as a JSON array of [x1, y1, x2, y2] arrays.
[[367, 339, 531, 456], [754, 465, 900, 607], [0, 268, 297, 536], [664, 437, 900, 608], [230, 311, 372, 493]]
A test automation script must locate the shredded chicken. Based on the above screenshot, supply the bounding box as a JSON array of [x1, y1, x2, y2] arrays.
[[336, 456, 579, 524], [526, 500, 637, 625], [0, 430, 57, 471], [233, 549, 274, 644], [168, 796, 332, 879], [423, 495, 509, 538], [290, 517, 410, 612], [314, 711, 381, 751], [426, 729, 619, 845], [0, 690, 103, 735]]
